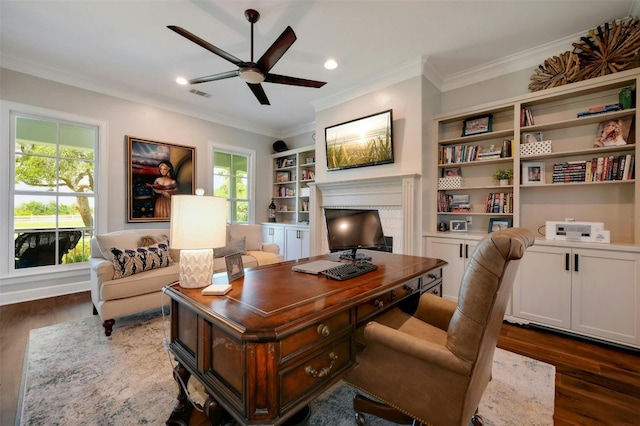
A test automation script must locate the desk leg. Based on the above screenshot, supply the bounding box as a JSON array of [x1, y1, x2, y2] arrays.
[[166, 362, 193, 426]]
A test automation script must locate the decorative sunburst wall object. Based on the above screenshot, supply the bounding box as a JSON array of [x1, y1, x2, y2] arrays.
[[528, 51, 580, 92], [529, 16, 640, 92]]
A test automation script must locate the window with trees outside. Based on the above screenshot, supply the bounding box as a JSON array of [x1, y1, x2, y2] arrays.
[[12, 112, 97, 270], [212, 149, 252, 224]]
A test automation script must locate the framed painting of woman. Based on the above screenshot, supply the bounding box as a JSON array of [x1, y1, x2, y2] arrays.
[[126, 136, 195, 222]]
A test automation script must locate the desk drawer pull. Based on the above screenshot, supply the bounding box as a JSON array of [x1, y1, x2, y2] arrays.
[[317, 324, 331, 337], [374, 299, 384, 308], [305, 352, 338, 378]]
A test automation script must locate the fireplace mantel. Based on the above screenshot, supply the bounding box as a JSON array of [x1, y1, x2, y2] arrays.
[[312, 174, 420, 254]]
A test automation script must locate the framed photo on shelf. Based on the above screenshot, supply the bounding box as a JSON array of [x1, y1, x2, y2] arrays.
[[225, 253, 244, 282], [488, 217, 513, 233], [593, 117, 633, 148], [442, 167, 462, 177], [461, 114, 493, 137], [522, 161, 545, 185], [449, 219, 468, 232], [522, 131, 543, 144], [276, 171, 291, 182]]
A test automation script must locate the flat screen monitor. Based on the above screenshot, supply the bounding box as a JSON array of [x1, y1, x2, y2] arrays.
[[324, 208, 386, 260]]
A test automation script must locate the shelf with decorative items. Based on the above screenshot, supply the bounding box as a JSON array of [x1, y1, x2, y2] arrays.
[[271, 145, 315, 225], [430, 67, 638, 245]]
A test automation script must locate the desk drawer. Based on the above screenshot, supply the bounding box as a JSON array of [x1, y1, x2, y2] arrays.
[[279, 336, 353, 410], [423, 268, 442, 287], [279, 311, 351, 363]]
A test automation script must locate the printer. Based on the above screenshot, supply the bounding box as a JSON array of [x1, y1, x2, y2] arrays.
[[545, 221, 610, 243]]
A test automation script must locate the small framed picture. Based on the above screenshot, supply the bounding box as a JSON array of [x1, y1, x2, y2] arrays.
[[488, 217, 513, 233], [449, 219, 468, 232], [442, 167, 462, 177], [522, 131, 543, 144], [461, 114, 493, 137], [594, 117, 633, 147], [276, 171, 290, 182], [522, 162, 545, 185], [225, 253, 244, 282]]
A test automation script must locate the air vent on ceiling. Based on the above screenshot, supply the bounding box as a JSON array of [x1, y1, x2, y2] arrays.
[[189, 89, 211, 98]]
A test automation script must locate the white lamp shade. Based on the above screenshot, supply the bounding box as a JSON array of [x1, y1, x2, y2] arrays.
[[170, 195, 227, 250]]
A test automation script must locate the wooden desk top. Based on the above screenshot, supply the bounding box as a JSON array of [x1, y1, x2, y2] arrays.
[[165, 250, 446, 341]]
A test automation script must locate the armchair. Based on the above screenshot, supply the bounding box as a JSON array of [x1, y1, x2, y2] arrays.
[[345, 228, 535, 426]]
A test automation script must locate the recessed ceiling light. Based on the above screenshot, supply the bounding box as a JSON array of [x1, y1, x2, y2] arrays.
[[176, 77, 188, 85], [324, 59, 338, 70]]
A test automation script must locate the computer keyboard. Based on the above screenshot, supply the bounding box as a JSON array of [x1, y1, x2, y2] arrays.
[[323, 261, 378, 281]]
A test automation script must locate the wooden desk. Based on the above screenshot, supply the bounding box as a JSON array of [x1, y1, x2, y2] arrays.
[[164, 250, 445, 426]]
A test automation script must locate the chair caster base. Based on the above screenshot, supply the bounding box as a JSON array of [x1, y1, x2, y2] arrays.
[[471, 414, 485, 426], [355, 412, 365, 426]]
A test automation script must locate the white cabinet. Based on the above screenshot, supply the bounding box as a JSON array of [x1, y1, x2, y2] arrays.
[[262, 224, 285, 252], [514, 244, 640, 348], [513, 246, 572, 328], [285, 226, 310, 261], [425, 236, 479, 302]]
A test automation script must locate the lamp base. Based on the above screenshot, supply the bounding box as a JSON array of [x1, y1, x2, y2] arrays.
[[179, 248, 214, 289]]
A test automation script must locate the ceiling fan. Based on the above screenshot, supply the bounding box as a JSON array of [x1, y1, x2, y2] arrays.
[[168, 9, 327, 105]]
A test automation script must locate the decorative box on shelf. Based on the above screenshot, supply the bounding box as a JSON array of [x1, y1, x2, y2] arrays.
[[438, 176, 463, 189], [520, 140, 552, 156]]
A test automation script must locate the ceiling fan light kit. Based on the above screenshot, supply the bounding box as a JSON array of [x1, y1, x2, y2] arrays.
[[168, 9, 326, 105]]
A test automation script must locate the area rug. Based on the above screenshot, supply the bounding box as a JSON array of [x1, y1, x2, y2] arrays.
[[18, 310, 554, 425]]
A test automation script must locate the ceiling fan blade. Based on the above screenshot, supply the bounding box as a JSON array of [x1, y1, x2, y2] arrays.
[[265, 73, 327, 88], [256, 26, 296, 72], [246, 83, 270, 105], [189, 70, 240, 84], [168, 25, 244, 66]]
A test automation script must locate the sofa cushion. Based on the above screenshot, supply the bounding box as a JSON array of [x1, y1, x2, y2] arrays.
[[110, 240, 174, 279], [229, 224, 263, 251], [214, 237, 246, 258], [96, 230, 169, 261]]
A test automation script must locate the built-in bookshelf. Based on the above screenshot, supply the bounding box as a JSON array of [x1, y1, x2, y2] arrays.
[[432, 68, 638, 244], [271, 145, 315, 225]]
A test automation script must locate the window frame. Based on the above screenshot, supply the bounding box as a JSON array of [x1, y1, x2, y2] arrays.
[[2, 101, 108, 277], [209, 142, 256, 224]]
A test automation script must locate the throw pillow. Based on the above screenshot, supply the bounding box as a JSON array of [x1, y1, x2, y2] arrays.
[[110, 240, 174, 279], [213, 237, 246, 258], [137, 234, 169, 247], [96, 230, 169, 261], [229, 224, 263, 251]]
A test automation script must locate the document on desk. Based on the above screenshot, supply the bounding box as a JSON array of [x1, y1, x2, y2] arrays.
[[291, 260, 342, 275]]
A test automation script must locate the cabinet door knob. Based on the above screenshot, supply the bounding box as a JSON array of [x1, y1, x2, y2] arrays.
[[316, 324, 330, 337]]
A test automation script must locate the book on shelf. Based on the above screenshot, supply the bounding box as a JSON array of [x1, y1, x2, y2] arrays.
[[577, 103, 622, 117], [484, 192, 513, 213], [520, 107, 535, 126], [576, 154, 636, 182]]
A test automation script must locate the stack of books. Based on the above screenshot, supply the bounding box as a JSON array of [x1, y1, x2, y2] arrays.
[[476, 148, 502, 161], [484, 192, 513, 213], [451, 194, 471, 212], [553, 161, 587, 183], [576, 103, 622, 118]]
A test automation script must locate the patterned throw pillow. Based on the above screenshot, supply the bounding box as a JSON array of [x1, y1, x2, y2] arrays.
[[213, 237, 246, 258], [110, 240, 174, 279]]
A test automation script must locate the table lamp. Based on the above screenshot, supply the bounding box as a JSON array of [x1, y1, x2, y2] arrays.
[[170, 192, 226, 289]]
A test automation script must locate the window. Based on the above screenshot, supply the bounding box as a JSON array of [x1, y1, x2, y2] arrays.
[[212, 147, 254, 224], [11, 112, 97, 270]]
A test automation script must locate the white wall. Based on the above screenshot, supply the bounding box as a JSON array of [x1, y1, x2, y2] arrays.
[[0, 68, 275, 304], [312, 76, 424, 254]]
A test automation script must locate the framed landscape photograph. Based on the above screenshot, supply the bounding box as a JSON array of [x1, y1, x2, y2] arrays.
[[461, 114, 493, 137], [522, 161, 545, 185], [449, 219, 468, 232], [325, 109, 394, 171], [126, 136, 195, 222], [488, 217, 513, 233]]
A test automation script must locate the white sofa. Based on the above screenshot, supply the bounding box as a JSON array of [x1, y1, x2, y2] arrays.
[[90, 225, 282, 336]]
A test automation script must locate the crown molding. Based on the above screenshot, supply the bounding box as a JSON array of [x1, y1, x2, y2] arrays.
[[1, 55, 281, 138]]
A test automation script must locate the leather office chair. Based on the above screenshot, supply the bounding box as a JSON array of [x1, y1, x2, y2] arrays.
[[345, 227, 535, 426]]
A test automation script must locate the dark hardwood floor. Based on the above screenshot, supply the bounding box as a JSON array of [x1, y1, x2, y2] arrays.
[[1, 291, 639, 425]]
